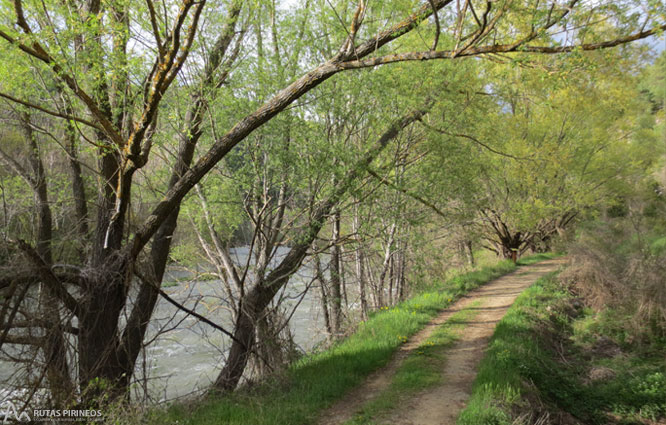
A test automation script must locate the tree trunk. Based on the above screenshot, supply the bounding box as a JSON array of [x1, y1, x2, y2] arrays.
[[353, 205, 369, 320], [214, 297, 258, 391], [18, 114, 74, 403], [340, 245, 348, 309], [313, 252, 332, 335], [464, 240, 475, 266], [213, 106, 429, 392], [398, 242, 407, 301], [329, 211, 342, 334], [56, 83, 90, 250], [388, 255, 394, 306], [459, 239, 475, 266], [377, 222, 396, 308], [117, 2, 243, 393]]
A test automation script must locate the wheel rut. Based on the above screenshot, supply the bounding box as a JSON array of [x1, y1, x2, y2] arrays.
[[317, 258, 565, 425]]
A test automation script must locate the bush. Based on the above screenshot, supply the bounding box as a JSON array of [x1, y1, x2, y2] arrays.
[[560, 216, 666, 342]]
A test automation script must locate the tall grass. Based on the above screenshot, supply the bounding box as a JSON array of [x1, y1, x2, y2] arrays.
[[561, 218, 666, 341]]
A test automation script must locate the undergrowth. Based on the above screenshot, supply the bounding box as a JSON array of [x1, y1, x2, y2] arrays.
[[458, 273, 666, 425]]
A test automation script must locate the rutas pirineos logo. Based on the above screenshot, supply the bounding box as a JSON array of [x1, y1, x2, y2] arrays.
[[0, 400, 31, 423]]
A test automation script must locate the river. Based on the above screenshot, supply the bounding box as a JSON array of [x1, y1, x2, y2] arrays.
[[0, 246, 329, 403], [143, 246, 329, 401]]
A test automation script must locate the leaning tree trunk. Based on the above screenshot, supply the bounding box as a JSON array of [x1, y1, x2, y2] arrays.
[[213, 106, 430, 392]]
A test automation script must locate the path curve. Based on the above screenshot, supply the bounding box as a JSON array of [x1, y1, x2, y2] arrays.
[[317, 258, 565, 425]]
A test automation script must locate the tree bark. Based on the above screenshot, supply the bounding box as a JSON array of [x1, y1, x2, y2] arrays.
[[15, 114, 74, 403], [464, 240, 475, 266], [352, 202, 368, 320], [329, 211, 342, 334], [213, 106, 430, 392], [377, 222, 396, 308], [313, 251, 332, 335]]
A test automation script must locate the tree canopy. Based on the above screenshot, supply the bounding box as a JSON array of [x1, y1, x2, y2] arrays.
[[0, 0, 664, 408]]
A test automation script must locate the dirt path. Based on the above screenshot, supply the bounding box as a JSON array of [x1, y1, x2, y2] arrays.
[[318, 258, 565, 425]]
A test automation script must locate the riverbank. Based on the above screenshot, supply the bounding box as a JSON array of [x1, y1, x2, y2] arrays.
[[127, 254, 556, 425]]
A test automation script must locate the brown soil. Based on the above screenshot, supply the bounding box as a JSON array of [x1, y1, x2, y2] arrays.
[[317, 258, 566, 425]]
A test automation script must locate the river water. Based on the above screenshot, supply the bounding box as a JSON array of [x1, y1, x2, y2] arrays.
[[0, 246, 329, 403], [143, 246, 328, 401]]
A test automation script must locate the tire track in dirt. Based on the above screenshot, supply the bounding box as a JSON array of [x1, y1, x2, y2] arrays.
[[317, 258, 565, 425]]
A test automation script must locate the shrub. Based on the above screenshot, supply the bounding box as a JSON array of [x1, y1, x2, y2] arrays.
[[560, 217, 666, 342]]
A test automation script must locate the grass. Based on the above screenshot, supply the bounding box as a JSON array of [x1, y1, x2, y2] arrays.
[[516, 252, 559, 265], [457, 272, 570, 425], [457, 273, 666, 425], [342, 302, 481, 425], [143, 254, 554, 425]]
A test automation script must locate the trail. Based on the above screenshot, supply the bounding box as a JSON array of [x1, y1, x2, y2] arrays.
[[317, 258, 565, 425]]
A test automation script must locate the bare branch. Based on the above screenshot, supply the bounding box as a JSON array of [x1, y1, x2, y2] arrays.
[[0, 92, 104, 131], [0, 31, 124, 146], [342, 0, 366, 56], [366, 168, 448, 218], [420, 122, 530, 160], [428, 0, 441, 51], [14, 240, 81, 316], [133, 270, 246, 349], [145, 0, 165, 57], [337, 23, 666, 69]]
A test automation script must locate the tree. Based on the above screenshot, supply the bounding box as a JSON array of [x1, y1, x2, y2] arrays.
[[0, 0, 664, 404], [457, 50, 655, 258]]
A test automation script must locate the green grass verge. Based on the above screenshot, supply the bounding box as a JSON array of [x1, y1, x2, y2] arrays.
[[516, 252, 559, 265], [342, 302, 481, 425], [456, 272, 567, 425], [146, 255, 552, 425], [457, 273, 666, 425]]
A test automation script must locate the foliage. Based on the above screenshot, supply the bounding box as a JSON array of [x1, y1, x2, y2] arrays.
[[418, 49, 666, 258], [0, 0, 665, 408], [146, 259, 521, 425], [560, 147, 666, 340], [458, 273, 666, 425]]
